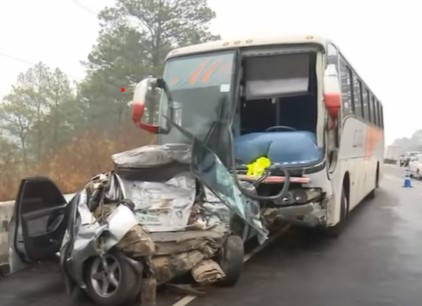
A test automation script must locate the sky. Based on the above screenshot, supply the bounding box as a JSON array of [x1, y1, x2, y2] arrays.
[[0, 0, 420, 145]]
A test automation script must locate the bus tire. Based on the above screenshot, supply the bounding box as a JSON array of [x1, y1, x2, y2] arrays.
[[323, 188, 348, 238], [368, 165, 380, 199]]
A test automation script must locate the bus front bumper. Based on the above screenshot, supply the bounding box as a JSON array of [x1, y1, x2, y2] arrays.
[[266, 202, 328, 228]]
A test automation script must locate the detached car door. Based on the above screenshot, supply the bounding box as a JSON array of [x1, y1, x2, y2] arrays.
[[8, 176, 69, 273]]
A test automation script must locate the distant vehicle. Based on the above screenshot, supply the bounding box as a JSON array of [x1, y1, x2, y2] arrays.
[[399, 154, 408, 167], [385, 145, 400, 164], [131, 34, 385, 237], [409, 154, 422, 178], [400, 151, 422, 167], [384, 158, 397, 165], [407, 151, 421, 160]]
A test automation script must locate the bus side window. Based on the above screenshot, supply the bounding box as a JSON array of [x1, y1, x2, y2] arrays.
[[339, 57, 354, 115], [362, 87, 370, 123], [352, 74, 363, 118], [379, 103, 384, 129], [373, 99, 379, 127], [370, 95, 376, 125]]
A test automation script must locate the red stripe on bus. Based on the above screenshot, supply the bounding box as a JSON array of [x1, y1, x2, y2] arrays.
[[238, 175, 310, 184]]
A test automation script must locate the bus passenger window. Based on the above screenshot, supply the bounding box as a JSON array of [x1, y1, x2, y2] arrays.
[[339, 58, 354, 115], [373, 99, 379, 127], [353, 76, 363, 118], [379, 104, 384, 129], [362, 87, 370, 122], [370, 96, 376, 125]]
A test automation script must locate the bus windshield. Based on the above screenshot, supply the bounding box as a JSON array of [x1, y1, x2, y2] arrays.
[[157, 51, 235, 157]]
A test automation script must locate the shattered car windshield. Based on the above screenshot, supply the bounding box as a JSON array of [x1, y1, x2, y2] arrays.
[[166, 120, 268, 242], [157, 51, 235, 152], [191, 138, 269, 242]]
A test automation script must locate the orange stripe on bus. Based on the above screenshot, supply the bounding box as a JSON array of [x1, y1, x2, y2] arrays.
[[364, 126, 383, 160], [201, 60, 222, 83], [189, 60, 210, 85]]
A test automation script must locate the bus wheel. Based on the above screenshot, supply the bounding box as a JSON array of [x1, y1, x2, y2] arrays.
[[323, 189, 348, 238], [368, 166, 380, 199]]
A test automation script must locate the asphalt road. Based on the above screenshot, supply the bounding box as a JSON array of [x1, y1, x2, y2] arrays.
[[1, 165, 421, 306]]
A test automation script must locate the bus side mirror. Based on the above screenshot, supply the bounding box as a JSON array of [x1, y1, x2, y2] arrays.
[[323, 64, 341, 120], [131, 77, 162, 134]]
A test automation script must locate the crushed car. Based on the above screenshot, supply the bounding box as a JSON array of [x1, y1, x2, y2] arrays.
[[8, 143, 269, 306]]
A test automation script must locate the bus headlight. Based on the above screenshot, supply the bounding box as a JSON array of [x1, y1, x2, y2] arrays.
[[278, 192, 294, 205], [274, 188, 322, 206], [292, 188, 322, 204]]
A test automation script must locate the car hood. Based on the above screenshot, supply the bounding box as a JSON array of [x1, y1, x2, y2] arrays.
[[111, 140, 267, 241]]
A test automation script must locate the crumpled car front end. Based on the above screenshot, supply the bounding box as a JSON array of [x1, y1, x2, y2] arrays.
[[60, 143, 259, 305]]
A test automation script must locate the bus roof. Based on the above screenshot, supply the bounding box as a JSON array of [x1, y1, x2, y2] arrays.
[[166, 34, 333, 60]]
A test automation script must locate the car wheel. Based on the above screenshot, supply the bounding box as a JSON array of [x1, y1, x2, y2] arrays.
[[230, 215, 246, 237], [84, 249, 139, 306], [217, 235, 244, 287], [323, 188, 348, 238]]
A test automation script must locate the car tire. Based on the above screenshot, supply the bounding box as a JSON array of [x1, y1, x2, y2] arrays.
[[230, 215, 246, 237], [84, 249, 139, 306], [216, 235, 244, 287], [323, 188, 348, 238]]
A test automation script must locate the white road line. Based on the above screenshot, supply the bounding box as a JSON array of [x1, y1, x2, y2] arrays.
[[384, 174, 394, 180], [384, 174, 401, 182], [170, 224, 291, 306], [171, 295, 197, 306]]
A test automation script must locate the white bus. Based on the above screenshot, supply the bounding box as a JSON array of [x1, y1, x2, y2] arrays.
[[132, 34, 385, 237]]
